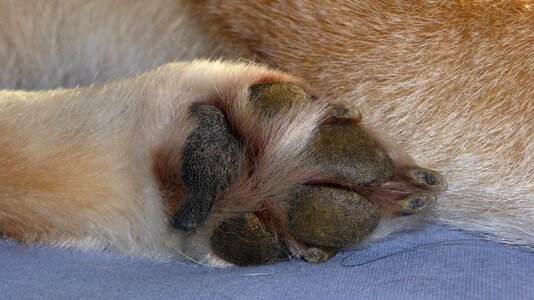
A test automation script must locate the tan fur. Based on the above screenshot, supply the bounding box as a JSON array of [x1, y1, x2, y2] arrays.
[[0, 0, 532, 261]]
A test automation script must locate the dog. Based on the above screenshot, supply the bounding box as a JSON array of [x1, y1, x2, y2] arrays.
[[0, 0, 531, 266]]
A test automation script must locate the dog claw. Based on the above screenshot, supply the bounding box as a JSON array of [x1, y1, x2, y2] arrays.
[[408, 168, 447, 192], [301, 247, 337, 263], [329, 102, 362, 123], [398, 192, 436, 215]]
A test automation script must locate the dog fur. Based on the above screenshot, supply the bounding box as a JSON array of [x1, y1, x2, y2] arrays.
[[0, 0, 532, 262]]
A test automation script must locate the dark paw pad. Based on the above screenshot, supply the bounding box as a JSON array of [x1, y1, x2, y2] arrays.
[[249, 81, 313, 116], [287, 185, 380, 248], [312, 124, 393, 185], [171, 104, 241, 231], [210, 213, 290, 266]]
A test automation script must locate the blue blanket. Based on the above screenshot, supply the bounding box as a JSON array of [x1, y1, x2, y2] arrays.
[[1, 224, 532, 299]]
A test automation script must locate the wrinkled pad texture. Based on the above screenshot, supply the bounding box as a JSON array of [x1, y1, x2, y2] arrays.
[[0, 224, 532, 300]]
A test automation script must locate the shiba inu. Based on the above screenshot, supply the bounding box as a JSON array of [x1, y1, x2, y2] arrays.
[[0, 0, 531, 266]]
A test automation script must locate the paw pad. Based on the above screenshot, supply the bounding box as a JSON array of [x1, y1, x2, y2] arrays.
[[287, 185, 380, 248], [312, 124, 393, 185], [171, 104, 241, 231], [210, 213, 290, 266]]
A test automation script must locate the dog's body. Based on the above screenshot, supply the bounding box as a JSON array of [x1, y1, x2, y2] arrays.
[[0, 0, 532, 265]]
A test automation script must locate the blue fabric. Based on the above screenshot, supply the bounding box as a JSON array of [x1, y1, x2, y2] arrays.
[[1, 224, 532, 300]]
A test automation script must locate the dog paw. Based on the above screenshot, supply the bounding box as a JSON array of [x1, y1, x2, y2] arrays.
[[154, 78, 446, 266]]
